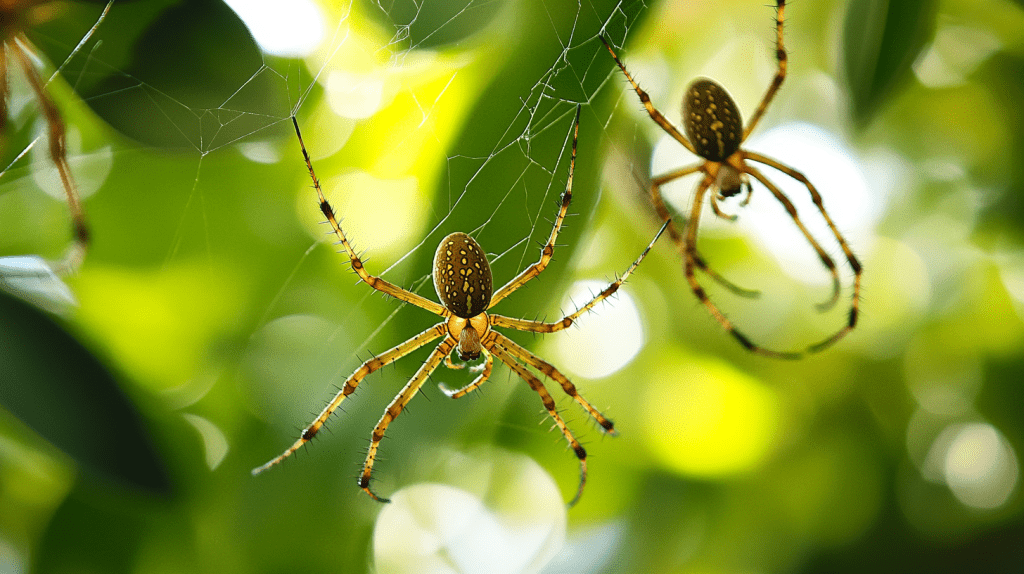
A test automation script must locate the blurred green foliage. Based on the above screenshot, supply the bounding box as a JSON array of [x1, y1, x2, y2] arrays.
[[2, 0, 1024, 572]]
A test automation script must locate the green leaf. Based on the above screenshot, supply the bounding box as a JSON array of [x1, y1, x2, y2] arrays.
[[842, 0, 939, 126], [0, 290, 171, 493]]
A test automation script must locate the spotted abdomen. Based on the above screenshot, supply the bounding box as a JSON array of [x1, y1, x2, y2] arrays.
[[433, 232, 493, 318], [682, 78, 743, 162]]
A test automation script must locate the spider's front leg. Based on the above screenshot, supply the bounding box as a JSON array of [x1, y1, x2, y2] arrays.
[[488, 105, 581, 309], [292, 117, 446, 317]]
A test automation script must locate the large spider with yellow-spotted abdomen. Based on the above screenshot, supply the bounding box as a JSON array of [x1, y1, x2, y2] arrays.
[[601, 0, 861, 359], [252, 106, 668, 507]]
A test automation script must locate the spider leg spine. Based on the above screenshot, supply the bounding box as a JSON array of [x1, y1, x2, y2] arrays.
[[491, 331, 616, 435], [252, 324, 445, 476], [743, 163, 843, 313], [359, 338, 455, 503], [489, 343, 588, 507]]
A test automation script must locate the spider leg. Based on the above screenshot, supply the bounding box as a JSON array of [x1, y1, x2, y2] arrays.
[[651, 165, 762, 299], [744, 153, 861, 353], [292, 117, 446, 317], [359, 338, 456, 503], [742, 163, 843, 313], [11, 36, 89, 274], [491, 331, 615, 435], [490, 219, 669, 333], [684, 175, 801, 359], [489, 105, 581, 309], [438, 347, 493, 398], [252, 323, 446, 476], [487, 341, 589, 508], [599, 35, 697, 155], [742, 0, 787, 140], [1, 43, 8, 134]]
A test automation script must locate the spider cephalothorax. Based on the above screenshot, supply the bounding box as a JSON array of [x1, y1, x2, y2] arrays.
[[601, 0, 861, 358], [253, 106, 667, 507]]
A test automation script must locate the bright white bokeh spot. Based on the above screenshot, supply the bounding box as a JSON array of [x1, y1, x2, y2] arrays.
[[180, 413, 229, 470], [942, 423, 1019, 510], [327, 70, 386, 120], [374, 455, 566, 574], [553, 280, 644, 380], [223, 0, 326, 57], [0, 255, 77, 312], [31, 125, 111, 201], [742, 123, 876, 286], [236, 141, 280, 164]]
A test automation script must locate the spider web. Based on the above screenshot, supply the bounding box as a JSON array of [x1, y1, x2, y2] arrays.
[[0, 0, 661, 459], [0, 0, 875, 456]]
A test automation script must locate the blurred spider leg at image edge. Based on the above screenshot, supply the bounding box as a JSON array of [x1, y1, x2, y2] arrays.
[[252, 105, 670, 507], [1, 4, 99, 275], [600, 0, 861, 359]]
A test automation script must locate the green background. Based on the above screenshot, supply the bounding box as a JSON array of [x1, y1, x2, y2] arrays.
[[2, 0, 1023, 571]]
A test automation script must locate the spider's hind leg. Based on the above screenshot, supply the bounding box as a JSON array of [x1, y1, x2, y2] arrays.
[[359, 339, 455, 503], [684, 177, 801, 359], [743, 153, 862, 354], [488, 342, 591, 507], [652, 170, 761, 300]]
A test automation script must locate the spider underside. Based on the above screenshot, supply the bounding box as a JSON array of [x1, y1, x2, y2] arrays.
[[601, 0, 862, 358], [253, 106, 668, 508]]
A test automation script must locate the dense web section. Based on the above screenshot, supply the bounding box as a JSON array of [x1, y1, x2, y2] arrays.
[[0, 0, 651, 487]]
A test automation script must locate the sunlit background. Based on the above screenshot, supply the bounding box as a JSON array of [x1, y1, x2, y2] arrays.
[[2, 0, 1023, 572]]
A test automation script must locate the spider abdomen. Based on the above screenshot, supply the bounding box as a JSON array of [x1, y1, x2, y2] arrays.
[[433, 232, 493, 318], [682, 79, 743, 162]]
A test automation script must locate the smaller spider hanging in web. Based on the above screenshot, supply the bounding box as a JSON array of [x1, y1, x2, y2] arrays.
[[253, 105, 668, 507], [600, 0, 861, 359]]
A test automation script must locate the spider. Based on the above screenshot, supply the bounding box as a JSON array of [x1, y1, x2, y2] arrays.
[[600, 0, 861, 359], [1, 0, 96, 274], [253, 105, 668, 507]]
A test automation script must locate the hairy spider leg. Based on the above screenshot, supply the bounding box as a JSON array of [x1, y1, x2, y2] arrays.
[[359, 338, 455, 502], [489, 219, 671, 334], [292, 116, 446, 317], [744, 153, 862, 353], [7, 36, 88, 273], [681, 175, 802, 360], [489, 105, 581, 309], [741, 163, 842, 312], [743, 0, 788, 140], [487, 341, 589, 507], [649, 165, 762, 298], [600, 35, 696, 155], [251, 324, 447, 476]]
